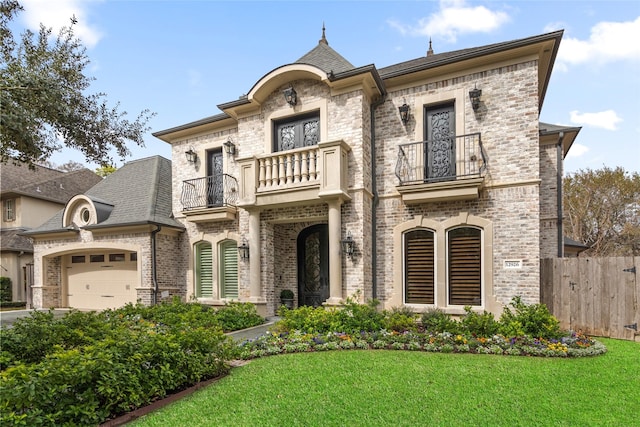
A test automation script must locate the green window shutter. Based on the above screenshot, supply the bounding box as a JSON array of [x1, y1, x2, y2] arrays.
[[404, 229, 435, 304], [196, 242, 213, 298], [448, 227, 482, 306], [220, 241, 238, 299]]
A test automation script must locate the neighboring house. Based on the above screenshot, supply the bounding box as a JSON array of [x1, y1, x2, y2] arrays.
[[563, 237, 590, 257], [25, 156, 184, 310], [0, 163, 102, 305], [30, 29, 582, 316]]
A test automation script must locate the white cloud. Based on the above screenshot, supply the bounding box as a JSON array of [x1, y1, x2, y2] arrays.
[[570, 110, 623, 131], [557, 16, 640, 66], [20, 0, 103, 48], [565, 143, 590, 158], [388, 0, 510, 43]]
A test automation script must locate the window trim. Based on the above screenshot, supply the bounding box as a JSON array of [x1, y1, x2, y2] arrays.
[[392, 213, 496, 314], [264, 98, 328, 154], [4, 199, 15, 222], [218, 239, 239, 299]]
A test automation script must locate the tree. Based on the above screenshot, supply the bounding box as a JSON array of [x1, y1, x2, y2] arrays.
[[57, 160, 85, 172], [0, 0, 154, 168], [95, 165, 116, 177], [564, 166, 640, 256]]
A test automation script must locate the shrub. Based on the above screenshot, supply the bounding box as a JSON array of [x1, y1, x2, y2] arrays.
[[0, 277, 12, 302], [280, 289, 294, 300], [383, 306, 418, 332], [332, 296, 384, 333], [214, 302, 264, 332], [420, 309, 460, 334], [275, 305, 335, 334], [460, 307, 499, 337], [499, 297, 562, 339]]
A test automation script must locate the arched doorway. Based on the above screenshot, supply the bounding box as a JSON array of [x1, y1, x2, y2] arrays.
[[297, 224, 329, 307]]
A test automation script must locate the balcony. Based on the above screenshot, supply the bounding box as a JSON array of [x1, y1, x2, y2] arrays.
[[237, 140, 351, 208], [395, 133, 486, 204], [180, 174, 238, 222]]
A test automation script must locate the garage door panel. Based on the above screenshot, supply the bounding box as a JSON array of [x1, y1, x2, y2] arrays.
[[67, 256, 138, 310]]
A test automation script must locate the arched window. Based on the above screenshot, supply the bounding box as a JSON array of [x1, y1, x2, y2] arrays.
[[195, 241, 213, 298], [219, 240, 238, 299], [404, 229, 435, 304], [447, 227, 482, 306]]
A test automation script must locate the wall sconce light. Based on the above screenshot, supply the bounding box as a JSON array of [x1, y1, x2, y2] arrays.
[[341, 231, 355, 259], [283, 86, 297, 106], [223, 139, 236, 156], [399, 102, 410, 124], [238, 239, 249, 260], [469, 85, 482, 111], [185, 146, 197, 164]]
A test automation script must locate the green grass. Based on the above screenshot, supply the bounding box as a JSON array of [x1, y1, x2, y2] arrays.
[[132, 338, 638, 426]]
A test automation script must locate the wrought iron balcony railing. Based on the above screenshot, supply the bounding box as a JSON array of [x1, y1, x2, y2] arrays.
[[181, 174, 238, 211], [395, 132, 486, 185]]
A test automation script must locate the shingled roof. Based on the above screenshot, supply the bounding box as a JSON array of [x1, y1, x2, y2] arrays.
[[295, 26, 354, 74], [1, 163, 102, 204], [25, 156, 183, 234]]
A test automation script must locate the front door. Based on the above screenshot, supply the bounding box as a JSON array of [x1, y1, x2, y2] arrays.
[[297, 224, 329, 307], [206, 149, 224, 207], [424, 103, 456, 181]]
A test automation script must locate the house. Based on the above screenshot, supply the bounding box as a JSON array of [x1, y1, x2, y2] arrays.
[[0, 163, 102, 305], [30, 28, 581, 316], [25, 156, 184, 310], [150, 27, 581, 317]]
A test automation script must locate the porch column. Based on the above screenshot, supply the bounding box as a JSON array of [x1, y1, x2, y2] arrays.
[[248, 209, 263, 302], [325, 199, 343, 305]]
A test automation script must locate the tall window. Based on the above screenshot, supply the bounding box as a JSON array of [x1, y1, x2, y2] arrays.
[[404, 229, 435, 304], [4, 199, 15, 221], [195, 242, 213, 298], [447, 227, 482, 306], [274, 111, 320, 152], [424, 102, 456, 180], [219, 240, 238, 299]]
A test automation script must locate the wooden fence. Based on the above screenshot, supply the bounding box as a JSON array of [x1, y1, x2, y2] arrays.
[[540, 257, 639, 341]]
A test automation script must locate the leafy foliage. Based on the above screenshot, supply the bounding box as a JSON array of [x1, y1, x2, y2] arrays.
[[0, 299, 262, 425], [460, 307, 500, 337], [0, 1, 154, 167], [420, 309, 461, 334], [564, 166, 640, 256], [0, 276, 11, 302], [498, 296, 562, 339]]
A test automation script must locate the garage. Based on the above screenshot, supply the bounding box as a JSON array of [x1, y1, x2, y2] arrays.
[[66, 251, 138, 310]]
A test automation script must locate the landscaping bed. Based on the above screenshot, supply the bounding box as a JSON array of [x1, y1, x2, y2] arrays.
[[238, 296, 606, 359]]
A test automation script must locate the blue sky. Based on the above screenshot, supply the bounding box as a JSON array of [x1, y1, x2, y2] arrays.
[[14, 0, 640, 175]]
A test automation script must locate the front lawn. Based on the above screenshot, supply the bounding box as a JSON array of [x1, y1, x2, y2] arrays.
[[132, 338, 639, 426]]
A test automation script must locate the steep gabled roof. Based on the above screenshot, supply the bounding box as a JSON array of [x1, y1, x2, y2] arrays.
[[295, 28, 354, 74], [25, 156, 183, 235], [0, 163, 101, 204]]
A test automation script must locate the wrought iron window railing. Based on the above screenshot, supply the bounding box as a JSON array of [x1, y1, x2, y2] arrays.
[[395, 132, 486, 185], [181, 174, 238, 211]]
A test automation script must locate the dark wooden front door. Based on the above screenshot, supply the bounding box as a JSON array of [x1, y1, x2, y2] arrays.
[[297, 224, 329, 307], [424, 103, 456, 180], [206, 149, 224, 207]]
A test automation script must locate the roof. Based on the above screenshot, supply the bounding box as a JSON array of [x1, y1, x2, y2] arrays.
[[295, 28, 354, 74], [0, 228, 34, 253], [153, 29, 563, 138], [0, 162, 102, 204], [25, 156, 184, 235], [564, 236, 589, 249]]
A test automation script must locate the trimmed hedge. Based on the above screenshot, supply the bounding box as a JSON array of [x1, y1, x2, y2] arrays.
[[0, 300, 263, 426]]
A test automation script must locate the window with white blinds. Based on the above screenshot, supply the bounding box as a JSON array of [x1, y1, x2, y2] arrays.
[[219, 240, 238, 299], [195, 242, 213, 298]]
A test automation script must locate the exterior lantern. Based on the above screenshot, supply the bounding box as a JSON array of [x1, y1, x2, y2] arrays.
[[283, 87, 297, 106], [341, 231, 355, 258], [185, 147, 197, 164], [238, 239, 249, 260], [469, 86, 482, 111], [399, 103, 410, 124], [223, 139, 236, 156]]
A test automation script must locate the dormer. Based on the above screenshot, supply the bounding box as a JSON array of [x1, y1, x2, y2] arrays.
[[63, 195, 114, 228]]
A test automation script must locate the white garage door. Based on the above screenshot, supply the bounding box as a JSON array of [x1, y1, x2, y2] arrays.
[[66, 252, 138, 310]]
